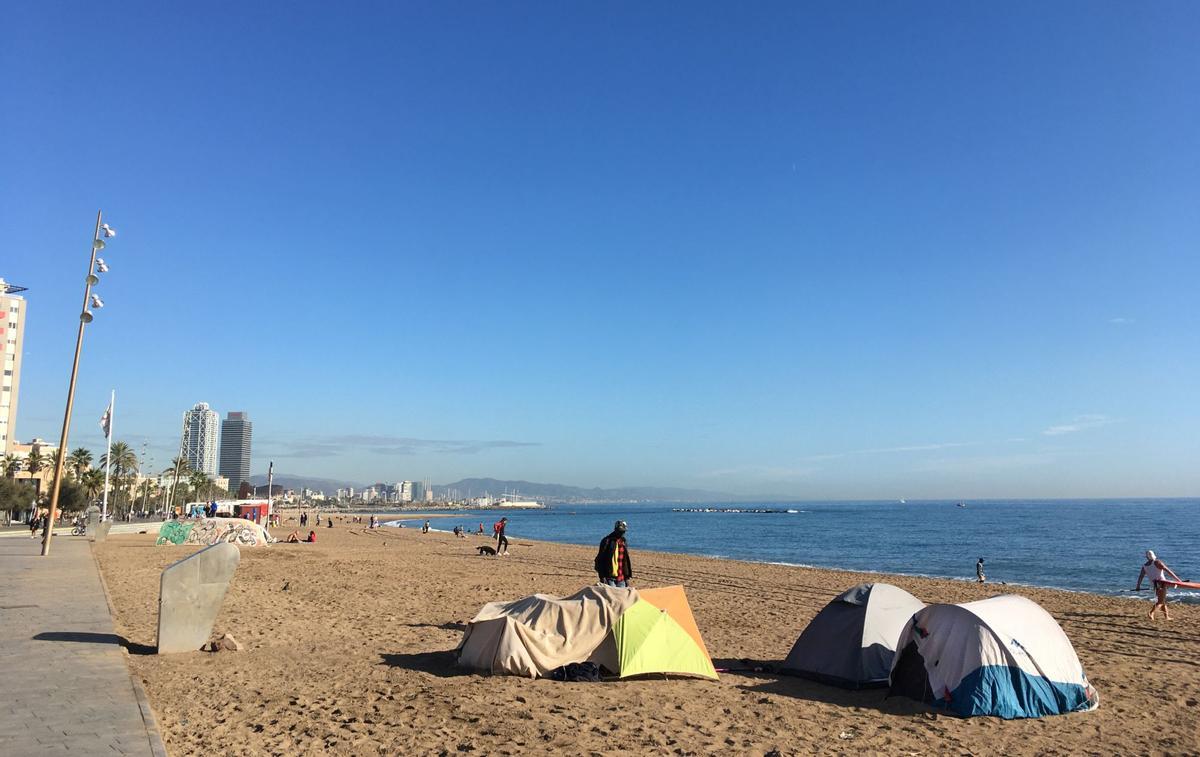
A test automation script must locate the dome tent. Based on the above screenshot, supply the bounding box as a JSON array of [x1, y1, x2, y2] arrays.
[[888, 595, 1099, 719], [782, 582, 924, 688], [458, 584, 717, 680]]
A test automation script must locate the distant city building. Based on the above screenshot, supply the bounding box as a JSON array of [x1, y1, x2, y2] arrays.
[[411, 480, 426, 503], [218, 411, 252, 496], [181, 402, 219, 475], [400, 480, 413, 503], [10, 437, 57, 496], [0, 279, 28, 456]]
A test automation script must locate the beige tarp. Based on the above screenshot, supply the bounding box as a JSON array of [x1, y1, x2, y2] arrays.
[[458, 585, 640, 677]]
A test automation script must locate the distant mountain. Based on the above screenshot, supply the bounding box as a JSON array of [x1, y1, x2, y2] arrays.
[[248, 473, 362, 494], [435, 478, 739, 503]]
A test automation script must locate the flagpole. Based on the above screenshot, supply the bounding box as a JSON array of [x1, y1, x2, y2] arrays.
[[266, 460, 274, 525], [100, 390, 114, 520]]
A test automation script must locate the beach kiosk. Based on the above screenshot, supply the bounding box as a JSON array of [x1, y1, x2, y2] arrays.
[[234, 502, 268, 523]]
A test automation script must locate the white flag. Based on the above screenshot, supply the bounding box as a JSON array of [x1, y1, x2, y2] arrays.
[[100, 401, 112, 438]]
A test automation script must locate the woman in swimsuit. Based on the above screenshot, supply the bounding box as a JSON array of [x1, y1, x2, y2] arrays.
[[1135, 550, 1183, 620]]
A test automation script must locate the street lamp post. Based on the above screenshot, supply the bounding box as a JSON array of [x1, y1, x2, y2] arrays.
[[41, 211, 116, 556]]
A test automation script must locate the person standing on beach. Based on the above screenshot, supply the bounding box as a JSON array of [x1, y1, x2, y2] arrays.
[[595, 520, 632, 587], [976, 558, 986, 583], [1136, 549, 1183, 620], [495, 517, 509, 555]]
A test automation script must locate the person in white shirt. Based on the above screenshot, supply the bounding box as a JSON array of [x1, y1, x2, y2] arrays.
[[1135, 550, 1183, 620]]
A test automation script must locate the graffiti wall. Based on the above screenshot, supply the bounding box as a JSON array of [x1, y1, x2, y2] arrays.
[[156, 520, 195, 545], [156, 517, 273, 547]]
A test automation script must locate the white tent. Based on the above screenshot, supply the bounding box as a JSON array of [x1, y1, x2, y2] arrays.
[[889, 595, 1099, 718]]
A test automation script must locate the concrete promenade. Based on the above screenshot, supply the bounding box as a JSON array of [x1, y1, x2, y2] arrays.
[[0, 534, 167, 756]]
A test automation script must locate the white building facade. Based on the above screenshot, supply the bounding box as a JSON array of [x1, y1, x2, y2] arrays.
[[0, 279, 27, 455], [181, 402, 219, 475]]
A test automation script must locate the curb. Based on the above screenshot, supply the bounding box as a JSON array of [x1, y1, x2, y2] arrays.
[[90, 542, 171, 757]]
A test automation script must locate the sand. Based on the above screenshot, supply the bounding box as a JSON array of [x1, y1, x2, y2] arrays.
[[94, 518, 1199, 756]]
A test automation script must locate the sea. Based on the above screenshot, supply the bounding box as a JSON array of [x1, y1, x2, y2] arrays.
[[380, 499, 1199, 603]]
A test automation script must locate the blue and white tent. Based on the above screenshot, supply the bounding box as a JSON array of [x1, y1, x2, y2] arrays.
[[888, 595, 1099, 719]]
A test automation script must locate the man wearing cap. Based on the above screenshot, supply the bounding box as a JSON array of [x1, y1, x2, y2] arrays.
[[595, 520, 633, 588]]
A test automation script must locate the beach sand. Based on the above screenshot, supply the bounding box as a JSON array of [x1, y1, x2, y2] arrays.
[[95, 519, 1199, 755]]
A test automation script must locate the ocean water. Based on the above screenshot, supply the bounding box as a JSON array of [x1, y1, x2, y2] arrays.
[[383, 499, 1199, 602]]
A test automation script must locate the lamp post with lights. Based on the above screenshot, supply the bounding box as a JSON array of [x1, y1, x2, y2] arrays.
[[41, 211, 116, 556]]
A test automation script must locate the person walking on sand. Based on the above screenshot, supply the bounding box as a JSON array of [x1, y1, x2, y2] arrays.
[[1136, 550, 1183, 620], [495, 517, 509, 555], [595, 520, 632, 588], [976, 557, 987, 583]]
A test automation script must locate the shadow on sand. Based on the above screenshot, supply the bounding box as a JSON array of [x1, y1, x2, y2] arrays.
[[712, 657, 930, 715], [403, 622, 467, 632], [380, 649, 473, 677], [33, 631, 156, 655]]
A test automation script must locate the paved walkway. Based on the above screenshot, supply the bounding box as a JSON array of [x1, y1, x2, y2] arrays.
[[0, 535, 167, 756]]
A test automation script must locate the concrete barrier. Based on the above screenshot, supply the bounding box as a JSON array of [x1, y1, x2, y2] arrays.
[[156, 542, 240, 654]]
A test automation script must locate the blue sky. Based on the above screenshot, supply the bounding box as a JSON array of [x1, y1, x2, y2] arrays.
[[4, 2, 1198, 497]]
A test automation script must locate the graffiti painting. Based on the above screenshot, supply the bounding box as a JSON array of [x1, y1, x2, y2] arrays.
[[156, 517, 273, 547], [156, 520, 196, 545]]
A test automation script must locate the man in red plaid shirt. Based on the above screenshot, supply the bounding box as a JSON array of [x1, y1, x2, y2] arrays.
[[595, 520, 632, 588]]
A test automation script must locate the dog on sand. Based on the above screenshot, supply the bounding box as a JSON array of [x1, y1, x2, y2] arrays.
[[477, 545, 497, 556]]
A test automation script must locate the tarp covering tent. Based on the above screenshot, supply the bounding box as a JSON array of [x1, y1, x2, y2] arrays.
[[888, 595, 1099, 719], [458, 585, 718, 680], [782, 582, 924, 688]]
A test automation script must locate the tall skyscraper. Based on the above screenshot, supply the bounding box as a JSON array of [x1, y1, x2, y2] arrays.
[[181, 402, 219, 475], [218, 411, 252, 495], [0, 279, 27, 456]]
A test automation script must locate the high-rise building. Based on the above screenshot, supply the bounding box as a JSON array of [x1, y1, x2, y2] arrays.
[[0, 279, 27, 456], [181, 402, 219, 475], [400, 480, 414, 503], [218, 411, 252, 495]]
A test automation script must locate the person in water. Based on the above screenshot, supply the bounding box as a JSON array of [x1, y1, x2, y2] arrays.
[[1136, 550, 1183, 620], [976, 557, 986, 583]]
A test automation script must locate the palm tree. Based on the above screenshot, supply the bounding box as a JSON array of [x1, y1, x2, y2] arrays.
[[81, 469, 105, 502], [67, 448, 93, 480], [167, 455, 189, 510], [2, 454, 19, 478], [187, 470, 212, 503], [25, 447, 49, 495], [100, 441, 139, 510], [26, 447, 45, 477]]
